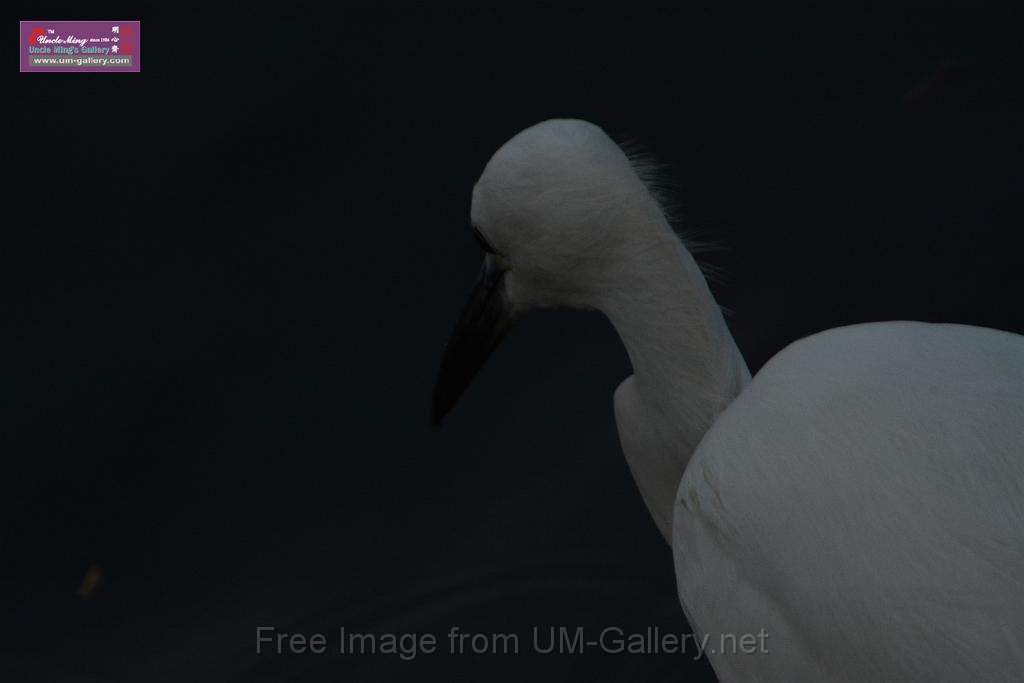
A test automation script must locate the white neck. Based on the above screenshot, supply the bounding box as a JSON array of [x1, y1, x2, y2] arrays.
[[596, 208, 750, 538]]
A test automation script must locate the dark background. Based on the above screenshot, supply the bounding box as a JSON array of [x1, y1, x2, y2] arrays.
[[7, 2, 1023, 681]]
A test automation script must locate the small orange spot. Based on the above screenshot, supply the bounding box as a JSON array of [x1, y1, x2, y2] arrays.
[[77, 565, 104, 601], [901, 62, 965, 113]]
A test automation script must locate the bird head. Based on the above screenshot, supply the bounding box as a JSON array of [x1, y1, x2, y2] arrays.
[[432, 119, 664, 424]]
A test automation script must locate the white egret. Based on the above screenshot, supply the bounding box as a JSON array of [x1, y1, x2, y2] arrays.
[[432, 119, 1024, 681]]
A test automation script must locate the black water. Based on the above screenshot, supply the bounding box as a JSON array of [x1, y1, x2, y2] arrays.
[[7, 1, 1023, 681]]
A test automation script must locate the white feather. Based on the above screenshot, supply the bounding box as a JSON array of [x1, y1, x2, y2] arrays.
[[470, 118, 1024, 681]]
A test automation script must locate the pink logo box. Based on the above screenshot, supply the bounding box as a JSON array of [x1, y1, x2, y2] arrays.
[[21, 20, 140, 72]]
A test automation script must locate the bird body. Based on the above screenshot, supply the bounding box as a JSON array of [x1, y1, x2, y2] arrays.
[[671, 321, 1024, 681], [434, 119, 1024, 681]]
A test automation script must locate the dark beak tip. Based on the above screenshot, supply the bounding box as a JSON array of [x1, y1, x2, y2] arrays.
[[430, 378, 454, 427], [430, 257, 511, 430]]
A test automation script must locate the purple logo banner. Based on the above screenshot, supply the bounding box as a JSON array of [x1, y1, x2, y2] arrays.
[[20, 20, 140, 72]]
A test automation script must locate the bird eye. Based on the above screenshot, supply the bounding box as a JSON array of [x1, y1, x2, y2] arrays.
[[472, 225, 498, 255]]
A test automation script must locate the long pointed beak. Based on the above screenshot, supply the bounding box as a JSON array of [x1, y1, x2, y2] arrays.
[[432, 255, 515, 425]]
